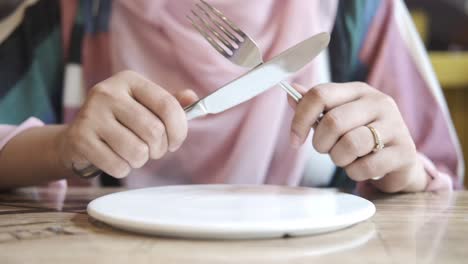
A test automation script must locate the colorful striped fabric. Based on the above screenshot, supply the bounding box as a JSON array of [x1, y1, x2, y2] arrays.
[[0, 0, 63, 125], [330, 0, 381, 83], [0, 0, 112, 125], [0, 0, 114, 186]]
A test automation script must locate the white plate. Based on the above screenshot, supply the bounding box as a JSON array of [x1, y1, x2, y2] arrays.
[[87, 185, 375, 239]]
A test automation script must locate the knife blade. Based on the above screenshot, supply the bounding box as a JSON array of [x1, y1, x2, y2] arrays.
[[184, 32, 330, 120]]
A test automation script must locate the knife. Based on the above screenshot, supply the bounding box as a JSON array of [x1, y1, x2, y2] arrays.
[[78, 32, 330, 179], [183, 32, 330, 120]]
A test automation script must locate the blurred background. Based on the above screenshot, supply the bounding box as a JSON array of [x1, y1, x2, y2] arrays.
[[405, 0, 468, 188]]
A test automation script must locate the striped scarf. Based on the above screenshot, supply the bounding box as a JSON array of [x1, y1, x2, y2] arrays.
[[0, 0, 111, 125]]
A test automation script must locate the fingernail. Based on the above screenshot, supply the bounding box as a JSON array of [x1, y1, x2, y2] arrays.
[[169, 144, 182, 153], [290, 132, 302, 149]]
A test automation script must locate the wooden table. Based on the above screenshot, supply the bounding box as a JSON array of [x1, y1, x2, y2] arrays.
[[0, 188, 467, 263]]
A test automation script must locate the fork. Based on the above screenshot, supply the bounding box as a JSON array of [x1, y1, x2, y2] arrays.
[[187, 0, 303, 102]]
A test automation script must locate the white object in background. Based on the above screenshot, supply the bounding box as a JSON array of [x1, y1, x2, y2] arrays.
[[87, 185, 375, 239], [63, 64, 85, 108]]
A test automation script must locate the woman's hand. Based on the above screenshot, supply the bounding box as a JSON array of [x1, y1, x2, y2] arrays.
[[289, 82, 429, 193], [57, 71, 198, 178]]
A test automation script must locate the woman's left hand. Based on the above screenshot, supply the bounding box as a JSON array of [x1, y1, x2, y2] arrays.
[[289, 82, 429, 193]]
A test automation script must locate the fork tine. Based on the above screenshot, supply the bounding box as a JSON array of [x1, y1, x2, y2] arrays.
[[200, 0, 246, 38], [187, 14, 231, 58], [210, 17, 241, 44], [193, 5, 237, 51], [196, 2, 241, 45]]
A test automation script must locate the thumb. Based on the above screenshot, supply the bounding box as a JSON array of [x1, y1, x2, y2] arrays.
[[287, 83, 308, 110], [174, 89, 199, 108]]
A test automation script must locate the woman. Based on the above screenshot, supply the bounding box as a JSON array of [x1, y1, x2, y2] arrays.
[[0, 0, 463, 193]]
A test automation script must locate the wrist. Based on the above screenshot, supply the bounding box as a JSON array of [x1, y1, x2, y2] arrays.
[[370, 158, 429, 193], [49, 125, 77, 178], [0, 125, 76, 188]]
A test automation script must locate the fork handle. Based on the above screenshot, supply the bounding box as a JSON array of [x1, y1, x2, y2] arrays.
[[279, 81, 302, 102], [279, 81, 323, 126]]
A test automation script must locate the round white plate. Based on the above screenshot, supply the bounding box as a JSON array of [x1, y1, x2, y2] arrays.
[[87, 185, 375, 239]]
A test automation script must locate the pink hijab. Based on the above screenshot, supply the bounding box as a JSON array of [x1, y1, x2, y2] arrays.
[[110, 0, 338, 187]]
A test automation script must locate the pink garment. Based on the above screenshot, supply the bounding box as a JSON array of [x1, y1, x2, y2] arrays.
[[0, 117, 43, 150], [109, 0, 462, 190], [111, 0, 338, 187], [0, 0, 463, 192]]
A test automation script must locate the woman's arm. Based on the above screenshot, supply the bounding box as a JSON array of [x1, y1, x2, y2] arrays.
[[0, 125, 73, 189], [0, 71, 197, 189]]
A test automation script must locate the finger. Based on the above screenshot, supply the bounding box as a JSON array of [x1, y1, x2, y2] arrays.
[[313, 96, 382, 153], [287, 83, 308, 110], [344, 145, 410, 182], [329, 122, 393, 167], [174, 89, 199, 108], [112, 96, 170, 158], [97, 120, 149, 169], [123, 71, 188, 152], [75, 131, 131, 178], [291, 82, 370, 146]]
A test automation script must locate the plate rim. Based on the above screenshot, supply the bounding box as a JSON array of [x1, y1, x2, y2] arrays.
[[87, 185, 376, 239]]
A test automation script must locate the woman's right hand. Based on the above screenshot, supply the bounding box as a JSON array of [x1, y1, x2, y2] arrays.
[[57, 71, 198, 178]]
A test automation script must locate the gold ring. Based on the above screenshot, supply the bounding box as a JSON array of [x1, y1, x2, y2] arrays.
[[367, 125, 384, 152]]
